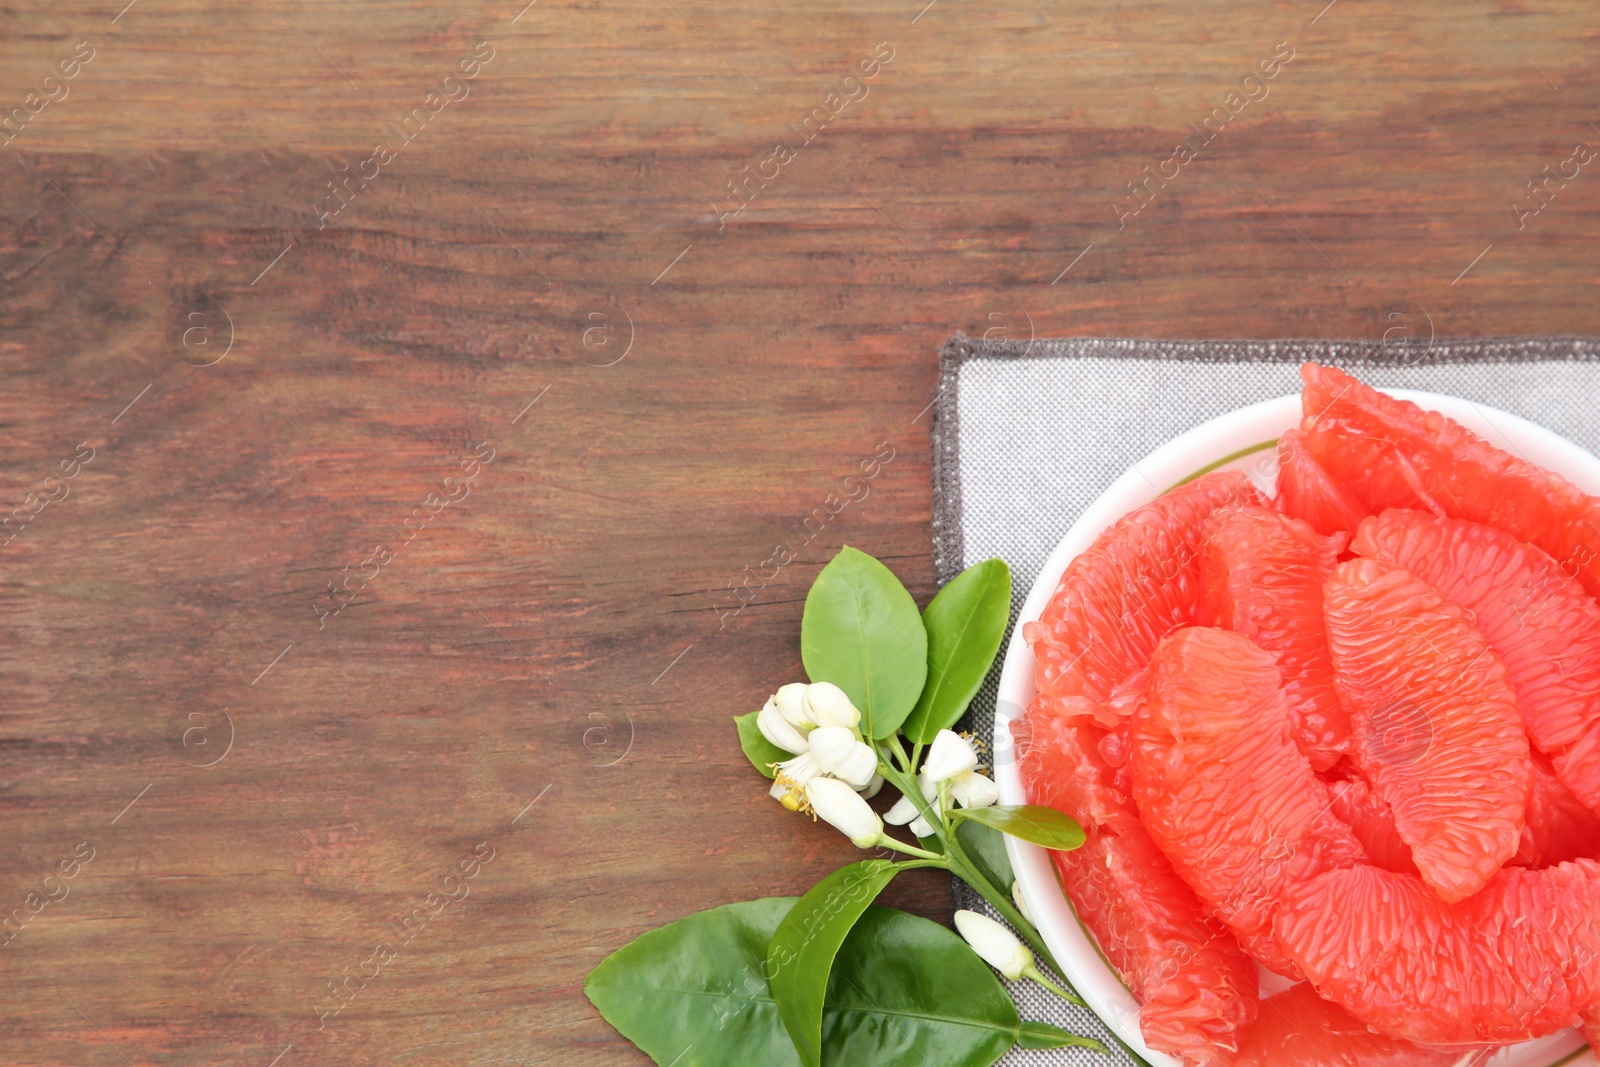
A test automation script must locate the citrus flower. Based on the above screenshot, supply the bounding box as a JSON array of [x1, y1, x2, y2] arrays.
[[923, 729, 979, 783], [950, 770, 999, 809], [807, 726, 878, 789], [955, 908, 1083, 1005], [805, 777, 882, 848], [954, 910, 1032, 980], [757, 693, 811, 755], [802, 681, 862, 730]]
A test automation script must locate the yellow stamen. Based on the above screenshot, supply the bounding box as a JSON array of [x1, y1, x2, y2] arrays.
[[772, 771, 813, 816]]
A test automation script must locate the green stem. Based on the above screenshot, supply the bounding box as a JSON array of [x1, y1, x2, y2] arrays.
[[874, 834, 944, 862], [1022, 962, 1085, 1007], [945, 843, 1062, 977], [886, 735, 915, 776], [875, 760, 1063, 977], [910, 740, 925, 773]]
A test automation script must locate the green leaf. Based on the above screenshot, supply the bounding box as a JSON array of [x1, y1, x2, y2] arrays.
[[902, 558, 1012, 743], [768, 860, 899, 1067], [734, 712, 789, 779], [952, 805, 1086, 851], [801, 546, 928, 739], [1017, 1020, 1106, 1052], [822, 905, 1033, 1066], [587, 896, 1098, 1067], [955, 819, 1014, 890], [585, 898, 805, 1067]]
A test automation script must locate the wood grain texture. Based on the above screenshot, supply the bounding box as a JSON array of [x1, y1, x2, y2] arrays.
[[0, 0, 1597, 1063]]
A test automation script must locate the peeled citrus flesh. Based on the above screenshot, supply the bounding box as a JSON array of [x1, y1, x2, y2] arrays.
[[1273, 427, 1370, 538], [1353, 508, 1600, 813], [1235, 982, 1460, 1067], [1274, 861, 1600, 1045], [1025, 470, 1266, 718], [1133, 628, 1364, 977], [1519, 754, 1600, 867], [1019, 692, 1258, 1066], [1323, 557, 1531, 902], [1326, 773, 1418, 876], [1198, 506, 1348, 770], [1300, 362, 1600, 600]]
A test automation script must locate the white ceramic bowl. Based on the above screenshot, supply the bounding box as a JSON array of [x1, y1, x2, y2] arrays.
[[993, 390, 1600, 1067]]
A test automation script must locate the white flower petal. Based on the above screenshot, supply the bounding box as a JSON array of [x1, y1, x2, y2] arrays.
[[806, 777, 882, 848], [831, 743, 879, 790], [806, 727, 858, 774], [758, 700, 811, 754], [954, 910, 1032, 980], [908, 814, 934, 839], [951, 771, 999, 810], [804, 682, 861, 730], [774, 682, 813, 729], [923, 729, 979, 783], [776, 751, 822, 786], [884, 792, 920, 825], [857, 774, 884, 800]]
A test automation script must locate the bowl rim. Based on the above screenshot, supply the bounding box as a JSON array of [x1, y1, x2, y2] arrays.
[[992, 387, 1600, 1066]]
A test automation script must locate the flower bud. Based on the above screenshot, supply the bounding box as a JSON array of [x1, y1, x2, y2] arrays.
[[924, 730, 979, 783], [806, 777, 882, 848], [803, 682, 861, 731], [773, 682, 813, 729], [950, 771, 999, 809], [758, 697, 811, 755], [858, 773, 884, 800], [953, 910, 1032, 980]]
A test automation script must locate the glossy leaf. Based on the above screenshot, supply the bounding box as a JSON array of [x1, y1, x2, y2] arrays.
[[823, 905, 1038, 1066], [588, 895, 1096, 1067], [585, 897, 805, 1067], [768, 860, 899, 1067], [902, 559, 1012, 743], [801, 546, 927, 739], [734, 711, 789, 779], [952, 805, 1086, 852], [955, 819, 1014, 890]]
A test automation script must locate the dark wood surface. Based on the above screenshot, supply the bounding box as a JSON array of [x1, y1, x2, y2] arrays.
[[2, 1, 1598, 1063]]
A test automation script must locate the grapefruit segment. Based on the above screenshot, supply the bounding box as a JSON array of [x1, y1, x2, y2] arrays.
[[1352, 508, 1600, 813], [1326, 775, 1418, 876], [1557, 718, 1600, 814], [1024, 470, 1266, 712], [1017, 692, 1258, 1066], [1323, 557, 1531, 902], [1051, 827, 1260, 1067], [1274, 861, 1600, 1044], [1014, 691, 1133, 827], [1198, 506, 1348, 769], [1521, 754, 1600, 867], [1235, 982, 1459, 1067], [1299, 362, 1600, 599], [1132, 628, 1365, 977], [1273, 428, 1371, 538], [1330, 755, 1598, 871]]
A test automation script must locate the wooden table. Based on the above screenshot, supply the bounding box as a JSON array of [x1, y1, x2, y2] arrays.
[[1, 0, 1596, 1062]]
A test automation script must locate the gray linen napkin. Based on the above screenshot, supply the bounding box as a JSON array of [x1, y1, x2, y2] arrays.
[[928, 334, 1600, 1065]]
